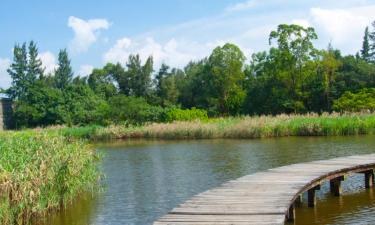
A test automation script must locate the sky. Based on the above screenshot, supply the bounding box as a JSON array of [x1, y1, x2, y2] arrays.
[[1, 0, 375, 89]]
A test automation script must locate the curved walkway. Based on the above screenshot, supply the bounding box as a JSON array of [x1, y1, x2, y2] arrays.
[[154, 154, 375, 225]]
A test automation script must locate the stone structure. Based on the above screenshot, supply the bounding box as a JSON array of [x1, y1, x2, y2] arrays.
[[0, 98, 13, 130]]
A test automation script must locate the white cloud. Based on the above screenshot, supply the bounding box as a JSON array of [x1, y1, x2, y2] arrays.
[[0, 58, 11, 89], [68, 16, 110, 53], [38, 51, 57, 74], [103, 37, 213, 69], [310, 6, 375, 52], [291, 19, 311, 28], [78, 64, 94, 76]]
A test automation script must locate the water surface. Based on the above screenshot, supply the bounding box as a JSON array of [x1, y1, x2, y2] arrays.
[[41, 135, 375, 225]]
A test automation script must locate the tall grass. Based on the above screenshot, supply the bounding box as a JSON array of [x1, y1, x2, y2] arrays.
[[0, 130, 100, 225], [58, 113, 375, 140]]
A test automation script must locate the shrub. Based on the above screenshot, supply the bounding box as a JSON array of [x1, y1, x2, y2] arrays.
[[333, 88, 375, 112], [108, 95, 165, 125], [163, 107, 208, 122]]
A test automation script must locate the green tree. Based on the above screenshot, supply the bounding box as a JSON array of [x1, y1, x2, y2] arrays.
[[268, 24, 318, 112], [127, 55, 153, 97], [88, 66, 117, 99], [7, 43, 28, 99], [206, 43, 246, 115], [333, 88, 375, 112], [27, 41, 44, 84], [361, 26, 372, 62], [319, 45, 342, 110], [54, 49, 73, 89]]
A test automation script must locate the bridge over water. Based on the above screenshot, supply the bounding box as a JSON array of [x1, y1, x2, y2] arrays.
[[154, 154, 375, 225]]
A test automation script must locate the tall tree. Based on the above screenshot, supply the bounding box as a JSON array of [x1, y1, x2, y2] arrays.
[[7, 43, 28, 99], [54, 49, 73, 89], [361, 26, 371, 62], [268, 24, 318, 112], [207, 43, 246, 115], [126, 54, 153, 97], [27, 41, 44, 84], [320, 45, 342, 110], [370, 21, 375, 62]]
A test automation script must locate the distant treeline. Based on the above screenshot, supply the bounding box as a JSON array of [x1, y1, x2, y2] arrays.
[[1, 23, 375, 128]]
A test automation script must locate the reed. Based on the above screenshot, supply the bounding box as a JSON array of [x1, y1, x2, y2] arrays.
[[59, 112, 375, 140], [0, 130, 100, 225]]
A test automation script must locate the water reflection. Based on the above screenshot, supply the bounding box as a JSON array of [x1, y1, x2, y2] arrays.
[[42, 136, 375, 225]]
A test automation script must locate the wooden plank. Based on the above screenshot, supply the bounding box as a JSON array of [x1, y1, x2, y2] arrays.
[[153, 154, 375, 225]]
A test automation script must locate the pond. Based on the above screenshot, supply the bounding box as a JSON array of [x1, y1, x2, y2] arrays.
[[41, 135, 375, 225]]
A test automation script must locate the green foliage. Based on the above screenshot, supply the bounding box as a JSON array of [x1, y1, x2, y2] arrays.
[[361, 27, 372, 62], [107, 95, 164, 125], [164, 107, 208, 122], [333, 88, 375, 112], [54, 49, 73, 89], [0, 131, 100, 225]]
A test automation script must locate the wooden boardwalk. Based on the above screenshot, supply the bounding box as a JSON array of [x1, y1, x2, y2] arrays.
[[154, 154, 375, 225]]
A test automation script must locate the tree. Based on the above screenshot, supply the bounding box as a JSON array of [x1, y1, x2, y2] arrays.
[[88, 66, 117, 99], [361, 26, 371, 62], [7, 43, 28, 99], [207, 43, 246, 115], [27, 41, 44, 85], [128, 55, 153, 97], [268, 24, 318, 112], [333, 88, 375, 112], [320, 45, 342, 110], [54, 49, 73, 89], [370, 21, 375, 62]]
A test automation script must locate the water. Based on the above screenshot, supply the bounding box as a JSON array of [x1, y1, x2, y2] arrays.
[[41, 135, 375, 225]]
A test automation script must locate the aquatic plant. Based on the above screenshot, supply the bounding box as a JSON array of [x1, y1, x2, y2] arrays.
[[58, 112, 375, 140], [0, 131, 100, 225]]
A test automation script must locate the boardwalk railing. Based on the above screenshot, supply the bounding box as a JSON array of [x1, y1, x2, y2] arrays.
[[154, 154, 375, 225]]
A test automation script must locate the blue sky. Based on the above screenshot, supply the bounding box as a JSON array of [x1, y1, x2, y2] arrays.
[[1, 0, 375, 89]]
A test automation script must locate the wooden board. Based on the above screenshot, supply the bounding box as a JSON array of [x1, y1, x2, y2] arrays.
[[154, 154, 375, 225]]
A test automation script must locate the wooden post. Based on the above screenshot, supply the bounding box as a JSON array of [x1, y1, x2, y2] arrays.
[[330, 176, 344, 196], [286, 204, 295, 222], [294, 194, 302, 207], [308, 185, 320, 207], [364, 170, 374, 189]]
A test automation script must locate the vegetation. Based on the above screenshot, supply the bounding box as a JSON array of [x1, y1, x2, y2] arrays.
[[54, 113, 375, 140], [333, 88, 375, 112], [0, 131, 100, 225], [1, 22, 375, 128]]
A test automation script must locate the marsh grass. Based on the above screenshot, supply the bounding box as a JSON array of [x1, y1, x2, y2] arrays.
[[58, 113, 375, 140], [0, 130, 100, 225]]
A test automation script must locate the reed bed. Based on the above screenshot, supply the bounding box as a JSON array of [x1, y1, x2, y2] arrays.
[[59, 113, 375, 140], [0, 130, 100, 225]]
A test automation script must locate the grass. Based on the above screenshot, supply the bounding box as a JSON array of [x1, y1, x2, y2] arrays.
[[57, 112, 375, 140], [0, 130, 100, 225]]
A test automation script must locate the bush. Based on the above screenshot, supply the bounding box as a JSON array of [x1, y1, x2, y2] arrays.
[[163, 107, 208, 122], [333, 88, 375, 112], [108, 95, 165, 125]]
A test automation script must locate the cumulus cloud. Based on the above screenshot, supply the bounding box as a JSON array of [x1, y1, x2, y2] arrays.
[[0, 58, 11, 89], [78, 64, 94, 76], [38, 51, 58, 74], [103, 37, 211, 69], [68, 16, 110, 53], [310, 6, 375, 52]]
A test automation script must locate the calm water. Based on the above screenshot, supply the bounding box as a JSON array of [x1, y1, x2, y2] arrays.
[[41, 135, 375, 225]]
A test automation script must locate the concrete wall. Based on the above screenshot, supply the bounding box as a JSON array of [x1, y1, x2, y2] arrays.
[[0, 98, 13, 130]]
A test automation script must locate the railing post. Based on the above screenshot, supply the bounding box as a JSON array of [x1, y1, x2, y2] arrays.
[[330, 176, 344, 196], [308, 185, 320, 207], [286, 204, 295, 222], [364, 170, 374, 189]]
